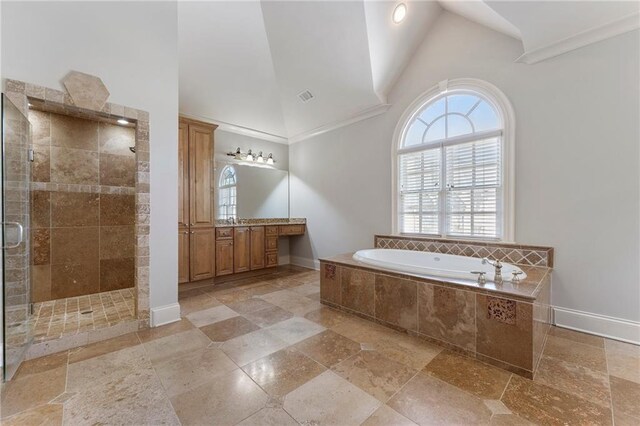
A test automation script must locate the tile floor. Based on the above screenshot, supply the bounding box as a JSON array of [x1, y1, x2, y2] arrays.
[[32, 288, 136, 342], [2, 266, 638, 425]]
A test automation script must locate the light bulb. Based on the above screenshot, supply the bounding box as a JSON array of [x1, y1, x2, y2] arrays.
[[392, 3, 407, 24], [117, 118, 129, 125], [266, 153, 274, 165], [256, 151, 264, 163], [246, 150, 254, 162]]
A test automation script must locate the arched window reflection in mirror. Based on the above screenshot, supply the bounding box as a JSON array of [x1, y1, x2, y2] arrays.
[[219, 165, 237, 220]]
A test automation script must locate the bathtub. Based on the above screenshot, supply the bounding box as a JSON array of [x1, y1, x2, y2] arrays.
[[352, 248, 526, 282]]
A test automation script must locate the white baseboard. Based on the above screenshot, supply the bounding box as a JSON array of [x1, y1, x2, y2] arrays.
[[151, 303, 181, 327], [553, 306, 640, 345], [290, 256, 320, 270]]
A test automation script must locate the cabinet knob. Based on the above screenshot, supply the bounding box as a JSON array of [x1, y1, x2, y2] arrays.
[[190, 231, 194, 234]]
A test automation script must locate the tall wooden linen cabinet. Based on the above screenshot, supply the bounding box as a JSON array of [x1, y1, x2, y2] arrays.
[[178, 117, 217, 284]]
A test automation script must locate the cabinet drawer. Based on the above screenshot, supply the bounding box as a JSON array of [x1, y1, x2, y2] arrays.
[[265, 226, 279, 236], [266, 252, 278, 267], [278, 225, 305, 236], [216, 227, 233, 240], [266, 236, 278, 251]]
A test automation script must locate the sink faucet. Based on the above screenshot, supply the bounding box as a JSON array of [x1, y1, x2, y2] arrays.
[[483, 258, 503, 284]]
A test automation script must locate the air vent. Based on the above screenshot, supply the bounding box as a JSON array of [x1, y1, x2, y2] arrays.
[[298, 90, 314, 103]]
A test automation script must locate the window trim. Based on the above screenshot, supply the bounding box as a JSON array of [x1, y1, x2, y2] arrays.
[[391, 78, 515, 241]]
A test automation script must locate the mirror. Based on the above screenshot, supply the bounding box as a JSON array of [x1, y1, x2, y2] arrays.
[[214, 160, 289, 220]]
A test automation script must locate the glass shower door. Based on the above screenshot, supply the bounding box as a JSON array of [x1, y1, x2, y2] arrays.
[[1, 94, 32, 381]]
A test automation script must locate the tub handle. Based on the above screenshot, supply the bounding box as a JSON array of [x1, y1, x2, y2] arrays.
[[511, 271, 523, 283], [471, 271, 487, 285]]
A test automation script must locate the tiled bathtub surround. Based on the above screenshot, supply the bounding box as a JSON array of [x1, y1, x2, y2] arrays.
[[375, 235, 554, 267], [5, 77, 151, 331], [320, 255, 552, 378], [29, 109, 136, 301]]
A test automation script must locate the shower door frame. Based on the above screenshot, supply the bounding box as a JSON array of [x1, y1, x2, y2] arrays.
[[4, 79, 151, 333]]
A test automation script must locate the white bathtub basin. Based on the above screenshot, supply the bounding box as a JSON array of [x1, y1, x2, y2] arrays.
[[352, 248, 526, 282]]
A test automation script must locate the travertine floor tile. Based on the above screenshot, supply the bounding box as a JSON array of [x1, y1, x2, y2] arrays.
[[388, 373, 492, 425], [265, 317, 325, 345], [142, 329, 211, 365], [423, 350, 512, 399], [304, 307, 351, 328], [68, 332, 140, 364], [534, 354, 610, 407], [236, 407, 298, 426], [294, 329, 361, 367], [65, 346, 179, 425], [227, 298, 276, 314], [605, 339, 640, 384], [361, 404, 418, 426], [258, 289, 321, 316], [283, 370, 381, 425], [290, 282, 320, 296], [501, 374, 612, 425], [1, 366, 66, 419], [155, 347, 237, 397], [548, 326, 604, 348], [242, 348, 326, 397], [136, 318, 194, 343], [179, 292, 222, 315], [543, 335, 608, 373], [2, 404, 63, 426], [332, 350, 417, 402], [185, 304, 238, 327], [199, 316, 261, 342], [489, 413, 535, 425], [221, 328, 289, 366], [13, 351, 68, 378], [170, 369, 267, 426], [243, 305, 293, 327], [610, 375, 640, 420]]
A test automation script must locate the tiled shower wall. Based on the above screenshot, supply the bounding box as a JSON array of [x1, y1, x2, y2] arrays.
[[30, 110, 136, 302]]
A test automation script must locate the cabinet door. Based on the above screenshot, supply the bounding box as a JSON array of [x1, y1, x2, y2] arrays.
[[215, 240, 234, 276], [189, 124, 214, 228], [266, 252, 278, 268], [189, 228, 215, 281], [178, 230, 190, 284], [233, 227, 251, 273], [250, 227, 265, 270], [178, 121, 190, 227]]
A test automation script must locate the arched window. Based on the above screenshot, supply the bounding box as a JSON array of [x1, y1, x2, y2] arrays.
[[218, 165, 237, 220], [394, 79, 514, 240]]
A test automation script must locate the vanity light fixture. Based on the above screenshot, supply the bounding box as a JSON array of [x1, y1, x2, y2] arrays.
[[117, 118, 129, 125], [392, 3, 407, 24], [226, 148, 275, 165]]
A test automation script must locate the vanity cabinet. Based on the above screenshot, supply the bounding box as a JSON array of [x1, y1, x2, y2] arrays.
[[178, 117, 217, 283], [250, 227, 266, 270], [265, 226, 279, 268], [215, 240, 234, 276], [233, 227, 251, 273]]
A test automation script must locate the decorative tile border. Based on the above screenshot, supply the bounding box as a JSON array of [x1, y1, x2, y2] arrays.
[[30, 182, 136, 195], [374, 235, 554, 267], [5, 77, 151, 337]]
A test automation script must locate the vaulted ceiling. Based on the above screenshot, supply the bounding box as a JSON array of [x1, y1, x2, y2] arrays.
[[178, 0, 639, 143]]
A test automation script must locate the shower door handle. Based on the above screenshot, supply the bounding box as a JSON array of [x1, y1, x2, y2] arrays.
[[2, 221, 24, 249]]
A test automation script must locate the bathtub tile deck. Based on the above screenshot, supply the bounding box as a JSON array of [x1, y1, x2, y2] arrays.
[[1, 266, 632, 425]]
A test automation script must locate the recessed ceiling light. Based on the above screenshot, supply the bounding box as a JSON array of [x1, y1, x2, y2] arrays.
[[392, 3, 407, 24], [117, 118, 129, 125]]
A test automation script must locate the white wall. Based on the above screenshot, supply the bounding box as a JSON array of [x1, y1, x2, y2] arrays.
[[290, 12, 640, 334], [2, 1, 179, 312]]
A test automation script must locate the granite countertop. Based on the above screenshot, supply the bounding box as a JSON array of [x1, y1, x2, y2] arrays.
[[320, 252, 551, 302], [214, 218, 306, 227]]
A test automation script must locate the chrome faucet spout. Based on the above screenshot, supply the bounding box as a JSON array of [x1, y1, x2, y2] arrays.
[[482, 258, 503, 284]]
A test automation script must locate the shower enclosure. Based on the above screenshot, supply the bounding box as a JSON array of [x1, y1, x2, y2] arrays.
[[1, 94, 32, 381]]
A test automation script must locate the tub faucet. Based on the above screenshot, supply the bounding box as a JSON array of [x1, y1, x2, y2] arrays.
[[483, 258, 503, 284]]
